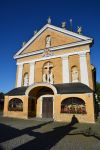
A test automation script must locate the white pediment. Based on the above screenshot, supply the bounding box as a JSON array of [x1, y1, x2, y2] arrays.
[[14, 24, 93, 59]]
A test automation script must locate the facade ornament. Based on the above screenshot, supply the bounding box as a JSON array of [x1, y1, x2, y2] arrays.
[[49, 72, 54, 84], [71, 66, 79, 82], [42, 48, 53, 57], [42, 73, 47, 82], [23, 73, 29, 86], [77, 26, 82, 34], [42, 62, 54, 84], [62, 22, 66, 29], [45, 35, 51, 48], [42, 35, 53, 57], [22, 41, 26, 47], [69, 19, 73, 31], [34, 30, 37, 35], [47, 17, 51, 24]]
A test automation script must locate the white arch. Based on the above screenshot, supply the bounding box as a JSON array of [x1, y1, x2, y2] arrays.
[[25, 83, 57, 96]]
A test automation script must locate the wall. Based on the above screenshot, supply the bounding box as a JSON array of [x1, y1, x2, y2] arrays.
[[69, 54, 80, 82], [54, 93, 95, 123], [3, 95, 28, 119], [21, 28, 80, 55], [35, 57, 62, 84]]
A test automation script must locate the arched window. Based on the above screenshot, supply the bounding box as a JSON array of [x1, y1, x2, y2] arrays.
[[61, 97, 86, 114], [45, 35, 51, 48], [8, 98, 23, 111], [42, 61, 54, 84], [23, 73, 29, 86], [71, 66, 79, 82]]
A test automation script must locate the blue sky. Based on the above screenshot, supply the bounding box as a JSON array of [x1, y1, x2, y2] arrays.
[[0, 0, 100, 93]]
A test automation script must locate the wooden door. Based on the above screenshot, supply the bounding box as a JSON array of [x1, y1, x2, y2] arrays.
[[42, 97, 53, 118]]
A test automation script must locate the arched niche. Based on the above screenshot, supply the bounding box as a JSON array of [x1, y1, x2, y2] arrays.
[[8, 98, 23, 111], [23, 72, 29, 86], [61, 97, 86, 114], [71, 66, 79, 82], [42, 61, 54, 84], [45, 35, 51, 48]]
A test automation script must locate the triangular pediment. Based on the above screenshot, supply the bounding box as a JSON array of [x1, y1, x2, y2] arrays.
[[14, 24, 93, 59]]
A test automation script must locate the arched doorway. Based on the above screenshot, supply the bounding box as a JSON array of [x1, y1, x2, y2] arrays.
[[26, 84, 56, 118]]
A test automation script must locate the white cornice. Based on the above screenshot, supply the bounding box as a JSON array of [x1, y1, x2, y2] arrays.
[[14, 39, 92, 59], [14, 24, 93, 58], [47, 24, 92, 40], [17, 49, 90, 65]]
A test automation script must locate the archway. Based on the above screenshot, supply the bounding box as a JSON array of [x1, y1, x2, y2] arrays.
[[26, 84, 56, 118]]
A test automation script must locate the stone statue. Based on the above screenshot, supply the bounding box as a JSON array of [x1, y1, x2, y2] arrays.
[[42, 73, 47, 82], [34, 30, 37, 35], [77, 26, 82, 34], [22, 41, 26, 47], [62, 22, 66, 29], [72, 67, 79, 82], [49, 72, 54, 84], [47, 17, 51, 24], [45, 35, 51, 48], [69, 19, 73, 31], [24, 73, 29, 86], [42, 62, 54, 84]]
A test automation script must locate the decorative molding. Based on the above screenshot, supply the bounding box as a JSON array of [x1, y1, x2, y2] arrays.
[[14, 40, 92, 59], [25, 83, 57, 95], [14, 23, 93, 58], [17, 49, 90, 65]]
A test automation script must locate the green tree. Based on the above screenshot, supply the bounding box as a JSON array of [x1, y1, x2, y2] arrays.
[[96, 82, 100, 102]]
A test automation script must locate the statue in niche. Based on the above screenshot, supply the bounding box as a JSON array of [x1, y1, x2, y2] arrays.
[[49, 71, 54, 84], [71, 66, 79, 82], [42, 73, 47, 83], [45, 35, 51, 48], [23, 73, 29, 86], [42, 62, 54, 84]]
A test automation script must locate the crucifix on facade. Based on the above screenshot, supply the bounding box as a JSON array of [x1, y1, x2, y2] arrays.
[[43, 62, 54, 84], [44, 62, 53, 74]]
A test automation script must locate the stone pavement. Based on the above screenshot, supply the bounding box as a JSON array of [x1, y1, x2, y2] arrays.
[[0, 115, 100, 150]]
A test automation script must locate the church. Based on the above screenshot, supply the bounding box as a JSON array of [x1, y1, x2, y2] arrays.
[[4, 19, 96, 123]]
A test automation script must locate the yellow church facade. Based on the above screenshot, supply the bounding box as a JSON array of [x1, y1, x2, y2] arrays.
[[4, 22, 96, 123]]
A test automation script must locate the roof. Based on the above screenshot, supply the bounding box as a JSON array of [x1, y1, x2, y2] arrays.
[[14, 24, 93, 59], [5, 86, 28, 96], [5, 83, 93, 96], [54, 83, 93, 94]]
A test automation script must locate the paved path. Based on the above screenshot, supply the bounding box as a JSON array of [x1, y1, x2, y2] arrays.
[[0, 116, 100, 150]]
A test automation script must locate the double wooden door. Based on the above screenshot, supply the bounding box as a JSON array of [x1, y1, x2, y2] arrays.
[[42, 97, 53, 118]]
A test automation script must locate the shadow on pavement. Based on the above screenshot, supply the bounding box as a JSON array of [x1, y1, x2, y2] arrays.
[[0, 116, 78, 150]]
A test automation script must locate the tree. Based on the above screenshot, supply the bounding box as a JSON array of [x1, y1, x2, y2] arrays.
[[96, 82, 100, 102], [0, 92, 4, 110]]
